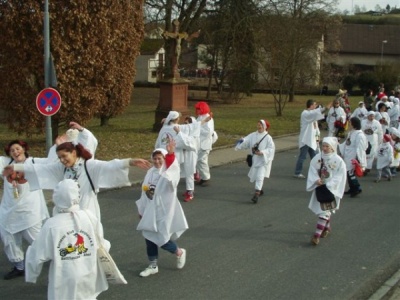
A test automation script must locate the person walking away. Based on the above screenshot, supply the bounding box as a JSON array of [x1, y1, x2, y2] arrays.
[[136, 139, 188, 277], [339, 117, 368, 198], [294, 99, 330, 178], [195, 101, 214, 186], [25, 179, 109, 300], [235, 119, 275, 203], [307, 137, 346, 245]]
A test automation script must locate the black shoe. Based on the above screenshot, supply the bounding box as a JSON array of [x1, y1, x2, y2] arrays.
[[344, 190, 351, 195], [4, 267, 24, 280], [350, 190, 362, 198], [198, 179, 210, 187], [251, 194, 259, 204]]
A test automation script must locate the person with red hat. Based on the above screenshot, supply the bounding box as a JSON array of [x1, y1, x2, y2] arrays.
[[235, 119, 275, 203], [375, 134, 394, 182], [194, 101, 215, 186]]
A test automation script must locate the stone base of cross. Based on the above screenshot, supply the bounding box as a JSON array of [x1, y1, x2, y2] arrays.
[[153, 79, 191, 132]]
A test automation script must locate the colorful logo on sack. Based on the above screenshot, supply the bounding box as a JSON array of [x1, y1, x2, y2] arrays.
[[58, 230, 94, 260], [161, 133, 173, 145]]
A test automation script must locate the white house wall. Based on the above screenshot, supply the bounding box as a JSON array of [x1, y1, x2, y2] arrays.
[[135, 48, 165, 83]]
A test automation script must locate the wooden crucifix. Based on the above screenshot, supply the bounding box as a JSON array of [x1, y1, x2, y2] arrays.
[[162, 19, 200, 79]]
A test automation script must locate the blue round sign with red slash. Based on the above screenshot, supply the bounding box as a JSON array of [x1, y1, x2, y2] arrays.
[[36, 87, 62, 116]]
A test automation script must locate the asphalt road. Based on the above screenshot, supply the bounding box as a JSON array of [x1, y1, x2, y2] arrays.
[[0, 149, 399, 300]]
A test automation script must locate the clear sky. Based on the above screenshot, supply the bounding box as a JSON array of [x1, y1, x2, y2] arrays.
[[337, 0, 400, 12]]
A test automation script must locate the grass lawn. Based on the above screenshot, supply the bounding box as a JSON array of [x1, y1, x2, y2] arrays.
[[0, 87, 364, 161]]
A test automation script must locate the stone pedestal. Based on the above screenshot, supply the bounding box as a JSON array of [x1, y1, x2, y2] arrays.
[[153, 78, 190, 131]]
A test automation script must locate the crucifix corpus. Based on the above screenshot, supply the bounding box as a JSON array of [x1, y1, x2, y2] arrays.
[[162, 19, 200, 79], [153, 20, 200, 132]]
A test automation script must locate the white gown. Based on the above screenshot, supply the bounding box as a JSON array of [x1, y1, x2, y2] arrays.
[[155, 124, 186, 164], [351, 107, 368, 120], [179, 121, 201, 177], [16, 158, 131, 221], [0, 157, 49, 235], [326, 106, 346, 137], [235, 131, 275, 181], [136, 155, 188, 247], [25, 210, 108, 300], [307, 152, 347, 215], [197, 114, 214, 151], [298, 108, 325, 150], [339, 130, 368, 170], [361, 119, 381, 169], [376, 142, 393, 169], [47, 128, 98, 161]]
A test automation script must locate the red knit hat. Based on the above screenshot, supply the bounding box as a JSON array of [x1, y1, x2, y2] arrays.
[[260, 119, 270, 130], [383, 134, 392, 142]]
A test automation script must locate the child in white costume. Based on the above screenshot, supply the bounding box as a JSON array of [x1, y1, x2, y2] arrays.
[[136, 139, 188, 277], [235, 119, 275, 203], [307, 137, 347, 246], [375, 134, 394, 182], [361, 112, 382, 171], [389, 127, 400, 175], [25, 179, 109, 300]]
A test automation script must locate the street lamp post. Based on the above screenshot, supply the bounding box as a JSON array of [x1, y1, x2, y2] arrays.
[[381, 40, 388, 64]]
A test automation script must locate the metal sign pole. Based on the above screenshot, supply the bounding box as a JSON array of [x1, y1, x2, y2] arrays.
[[44, 0, 53, 152]]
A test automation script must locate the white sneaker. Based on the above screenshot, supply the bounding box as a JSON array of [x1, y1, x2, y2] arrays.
[[293, 174, 306, 179], [177, 248, 186, 269], [139, 265, 158, 277]]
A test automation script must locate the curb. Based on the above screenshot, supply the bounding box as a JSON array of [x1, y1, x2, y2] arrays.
[[368, 270, 400, 300]]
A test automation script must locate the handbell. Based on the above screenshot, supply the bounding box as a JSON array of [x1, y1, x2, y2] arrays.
[[13, 187, 19, 199]]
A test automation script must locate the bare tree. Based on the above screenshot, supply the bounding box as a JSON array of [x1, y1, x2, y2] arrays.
[[145, 0, 209, 78], [257, 0, 341, 115], [195, 0, 259, 103]]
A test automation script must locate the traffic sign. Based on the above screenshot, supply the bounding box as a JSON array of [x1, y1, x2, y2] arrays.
[[36, 87, 61, 116]]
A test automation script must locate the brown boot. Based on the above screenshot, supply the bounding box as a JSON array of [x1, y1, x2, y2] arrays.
[[321, 229, 330, 238], [311, 236, 320, 245]]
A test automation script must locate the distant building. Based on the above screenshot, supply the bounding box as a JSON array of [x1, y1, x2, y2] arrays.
[[135, 39, 165, 83], [326, 24, 400, 67]]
